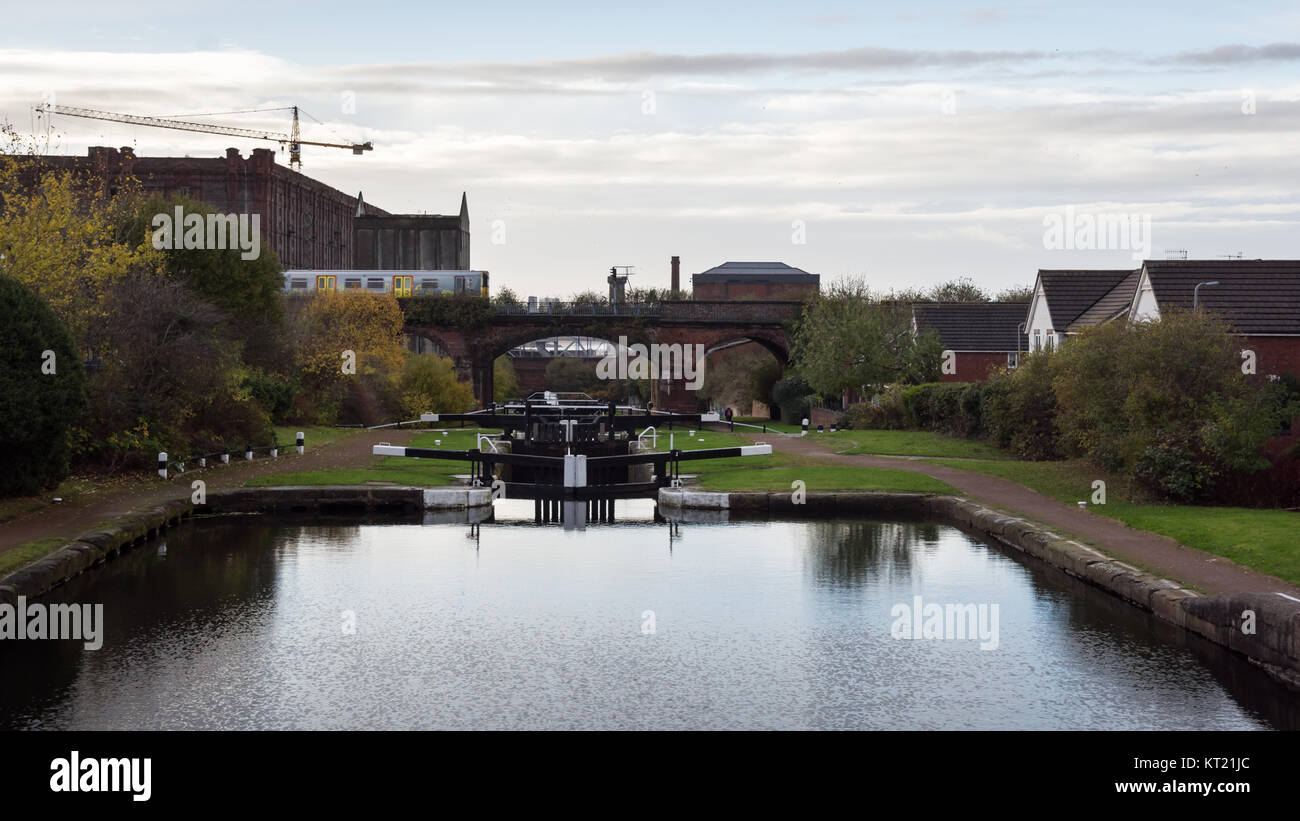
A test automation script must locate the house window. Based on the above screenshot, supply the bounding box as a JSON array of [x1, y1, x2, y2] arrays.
[[1033, 330, 1042, 351], [1007, 351, 1020, 369]]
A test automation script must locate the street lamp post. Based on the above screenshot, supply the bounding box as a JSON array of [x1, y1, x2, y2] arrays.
[[1193, 280, 1220, 308]]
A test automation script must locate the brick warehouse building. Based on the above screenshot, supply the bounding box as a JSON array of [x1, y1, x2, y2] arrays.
[[27, 145, 392, 270], [691, 261, 820, 300]]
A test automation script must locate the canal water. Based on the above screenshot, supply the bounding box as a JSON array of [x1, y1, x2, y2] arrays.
[[0, 502, 1293, 730]]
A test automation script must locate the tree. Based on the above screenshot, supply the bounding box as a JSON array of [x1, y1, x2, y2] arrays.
[[995, 284, 1034, 303], [0, 273, 88, 495], [290, 291, 407, 423], [791, 276, 931, 397], [494, 356, 519, 402], [124, 195, 285, 340], [84, 274, 271, 466], [398, 355, 475, 417], [544, 358, 598, 393], [928, 277, 989, 303], [0, 157, 160, 352], [492, 287, 523, 310]]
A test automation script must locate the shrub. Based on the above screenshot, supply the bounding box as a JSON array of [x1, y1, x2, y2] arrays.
[[984, 352, 1062, 460], [771, 373, 814, 423], [0, 274, 88, 496]]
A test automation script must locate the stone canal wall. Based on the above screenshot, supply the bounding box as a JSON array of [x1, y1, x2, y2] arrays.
[[659, 488, 1300, 691], [0, 486, 491, 604]]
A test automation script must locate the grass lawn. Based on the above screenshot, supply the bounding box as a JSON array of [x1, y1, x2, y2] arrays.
[[930, 457, 1300, 586], [696, 465, 955, 494], [834, 429, 1008, 460], [733, 416, 804, 433], [245, 428, 499, 488], [272, 425, 360, 449]]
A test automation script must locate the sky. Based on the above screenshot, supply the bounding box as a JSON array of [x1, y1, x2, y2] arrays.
[[2, 0, 1298, 298]]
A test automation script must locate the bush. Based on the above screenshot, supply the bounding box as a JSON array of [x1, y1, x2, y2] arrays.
[[771, 373, 814, 423], [844, 384, 908, 430], [983, 353, 1062, 460], [0, 274, 89, 495], [398, 355, 476, 417]]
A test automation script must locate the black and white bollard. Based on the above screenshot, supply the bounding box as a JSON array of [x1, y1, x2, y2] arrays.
[[817, 424, 824, 434], [801, 418, 809, 436], [157, 452, 168, 479], [296, 431, 305, 455]]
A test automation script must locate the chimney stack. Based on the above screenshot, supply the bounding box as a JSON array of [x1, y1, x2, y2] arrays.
[[670, 256, 680, 294]]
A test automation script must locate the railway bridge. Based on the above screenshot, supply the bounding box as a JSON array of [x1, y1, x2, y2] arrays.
[[398, 299, 802, 412]]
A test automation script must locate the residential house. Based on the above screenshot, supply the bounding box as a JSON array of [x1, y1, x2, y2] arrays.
[[912, 302, 1030, 382], [1128, 260, 1300, 379], [1025, 268, 1139, 351]]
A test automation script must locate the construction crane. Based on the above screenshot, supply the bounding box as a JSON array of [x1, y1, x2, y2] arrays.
[[35, 104, 372, 169]]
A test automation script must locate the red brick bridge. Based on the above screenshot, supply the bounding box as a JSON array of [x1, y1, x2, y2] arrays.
[[399, 300, 802, 412]]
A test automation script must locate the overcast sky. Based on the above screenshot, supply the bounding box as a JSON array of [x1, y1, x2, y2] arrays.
[[2, 0, 1298, 298]]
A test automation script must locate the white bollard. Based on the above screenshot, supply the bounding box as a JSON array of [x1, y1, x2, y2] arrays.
[[245, 448, 254, 461], [221, 453, 230, 464], [157, 452, 168, 479], [198, 457, 206, 468], [270, 448, 278, 458]]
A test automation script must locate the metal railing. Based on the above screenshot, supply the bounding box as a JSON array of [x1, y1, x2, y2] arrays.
[[493, 301, 661, 317]]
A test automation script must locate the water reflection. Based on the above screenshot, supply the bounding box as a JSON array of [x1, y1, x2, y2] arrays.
[[0, 514, 1292, 730]]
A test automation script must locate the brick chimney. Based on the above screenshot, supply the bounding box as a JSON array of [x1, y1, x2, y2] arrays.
[[671, 255, 680, 294]]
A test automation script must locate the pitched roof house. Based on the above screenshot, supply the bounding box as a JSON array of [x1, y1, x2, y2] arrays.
[[1026, 260, 1300, 378], [1025, 269, 1138, 351], [912, 302, 1030, 381], [1129, 260, 1300, 378]]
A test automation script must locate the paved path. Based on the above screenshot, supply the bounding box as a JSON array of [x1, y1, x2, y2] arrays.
[[0, 429, 416, 555], [749, 430, 1300, 598]]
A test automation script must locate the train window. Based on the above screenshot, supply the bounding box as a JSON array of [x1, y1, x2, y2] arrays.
[[344, 278, 362, 289], [367, 278, 386, 290], [290, 279, 308, 290], [421, 279, 439, 291], [454, 276, 466, 295]]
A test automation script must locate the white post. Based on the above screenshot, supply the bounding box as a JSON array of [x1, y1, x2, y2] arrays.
[[221, 453, 230, 464], [198, 456, 206, 468], [270, 447, 278, 458], [296, 431, 304, 455], [157, 452, 167, 479]]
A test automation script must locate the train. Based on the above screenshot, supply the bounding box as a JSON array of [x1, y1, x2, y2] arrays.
[[282, 270, 489, 298]]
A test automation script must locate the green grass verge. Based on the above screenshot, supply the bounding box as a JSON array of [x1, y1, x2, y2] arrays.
[[0, 536, 68, 577], [272, 425, 359, 449], [834, 429, 1008, 459], [733, 416, 803, 433], [696, 465, 955, 494], [246, 428, 500, 488], [930, 457, 1300, 585]]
